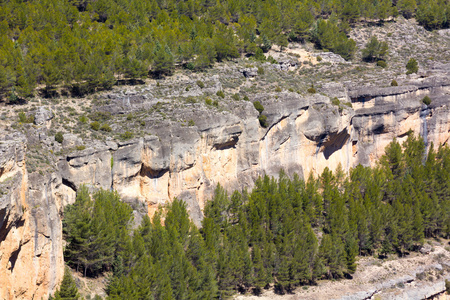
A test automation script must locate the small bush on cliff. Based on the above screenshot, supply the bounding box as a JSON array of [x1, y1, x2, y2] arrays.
[[55, 132, 64, 144], [406, 58, 419, 74], [258, 114, 268, 127], [307, 85, 317, 94], [100, 123, 112, 132], [196, 80, 205, 88], [90, 121, 100, 131], [216, 90, 225, 98], [391, 79, 398, 86], [253, 101, 264, 114], [422, 96, 431, 105], [120, 131, 133, 140], [376, 60, 387, 68], [18, 112, 34, 123]]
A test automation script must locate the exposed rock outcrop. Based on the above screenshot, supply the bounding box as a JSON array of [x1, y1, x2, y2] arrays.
[[0, 133, 64, 300], [52, 71, 450, 228]]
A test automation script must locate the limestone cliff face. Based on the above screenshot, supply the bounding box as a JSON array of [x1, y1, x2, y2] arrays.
[[56, 72, 450, 225], [0, 134, 64, 300], [1, 69, 449, 298]]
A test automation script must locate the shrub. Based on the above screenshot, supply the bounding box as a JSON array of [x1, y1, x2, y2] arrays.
[[188, 119, 195, 126], [205, 98, 212, 106], [391, 80, 398, 86], [331, 98, 340, 106], [55, 132, 64, 144], [376, 60, 387, 68], [216, 90, 225, 98], [406, 58, 418, 74], [213, 100, 219, 107], [76, 145, 86, 151], [316, 56, 323, 62], [307, 85, 317, 94], [243, 95, 249, 101], [422, 96, 431, 105], [196, 81, 205, 88], [253, 101, 264, 114], [185, 86, 190, 91], [288, 88, 294, 92], [90, 121, 100, 131], [100, 124, 112, 132], [232, 93, 240, 101], [445, 279, 450, 294], [140, 121, 145, 126], [126, 113, 133, 121], [79, 115, 88, 123], [18, 112, 34, 123], [257, 66, 264, 75], [121, 131, 133, 140], [275, 86, 282, 92], [18, 112, 27, 123], [258, 114, 268, 127], [185, 97, 197, 104]]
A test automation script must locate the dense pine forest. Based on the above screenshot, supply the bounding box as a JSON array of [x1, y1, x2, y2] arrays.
[[55, 134, 450, 299], [1, 0, 450, 100]]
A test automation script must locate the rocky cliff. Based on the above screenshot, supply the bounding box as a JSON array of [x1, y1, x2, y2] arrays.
[[55, 68, 450, 227], [0, 133, 65, 300]]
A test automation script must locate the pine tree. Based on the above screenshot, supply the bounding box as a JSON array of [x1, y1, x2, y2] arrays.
[[51, 267, 80, 300]]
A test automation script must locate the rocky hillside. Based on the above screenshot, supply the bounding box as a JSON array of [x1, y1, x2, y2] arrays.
[[0, 17, 450, 299]]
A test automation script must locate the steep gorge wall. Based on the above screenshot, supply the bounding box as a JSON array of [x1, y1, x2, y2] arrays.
[[0, 134, 65, 300], [58, 73, 450, 225]]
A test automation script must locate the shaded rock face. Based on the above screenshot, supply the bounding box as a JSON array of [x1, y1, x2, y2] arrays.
[[55, 73, 450, 226], [0, 134, 64, 300]]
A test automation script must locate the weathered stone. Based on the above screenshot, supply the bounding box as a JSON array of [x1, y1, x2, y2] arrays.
[[33, 107, 54, 127]]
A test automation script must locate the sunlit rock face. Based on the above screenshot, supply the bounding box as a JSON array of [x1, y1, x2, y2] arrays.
[[0, 133, 64, 300]]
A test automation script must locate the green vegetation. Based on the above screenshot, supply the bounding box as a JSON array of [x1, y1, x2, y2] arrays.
[[79, 115, 88, 124], [49, 267, 80, 300], [308, 85, 317, 94], [18, 112, 34, 123], [2, 0, 445, 100], [63, 186, 133, 277], [120, 131, 134, 140], [258, 114, 268, 127], [188, 119, 195, 126], [100, 124, 112, 132], [406, 58, 419, 74], [55, 132, 64, 144], [196, 81, 205, 89], [376, 60, 387, 68], [253, 101, 265, 114], [216, 91, 225, 98], [90, 122, 100, 131], [62, 134, 450, 298], [422, 96, 431, 105], [362, 36, 389, 62], [391, 80, 399, 86]]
